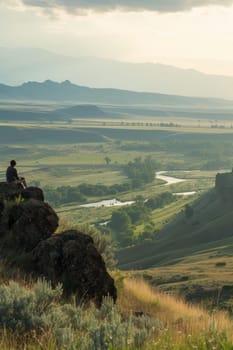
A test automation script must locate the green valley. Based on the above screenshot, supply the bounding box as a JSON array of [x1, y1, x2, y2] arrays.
[[1, 98, 233, 349]]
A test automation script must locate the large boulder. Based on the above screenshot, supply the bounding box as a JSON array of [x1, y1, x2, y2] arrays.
[[21, 186, 44, 201], [0, 184, 117, 305], [31, 230, 117, 305], [8, 199, 59, 251], [0, 182, 23, 201], [0, 183, 44, 218], [0, 182, 44, 201]]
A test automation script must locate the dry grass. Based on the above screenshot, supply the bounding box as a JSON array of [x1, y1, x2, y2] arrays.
[[118, 277, 233, 340]]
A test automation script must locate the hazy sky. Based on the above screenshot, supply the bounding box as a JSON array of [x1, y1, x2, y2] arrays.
[[1, 0, 233, 76]]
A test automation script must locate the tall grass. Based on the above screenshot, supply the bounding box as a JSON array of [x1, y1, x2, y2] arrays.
[[118, 278, 233, 349], [0, 275, 233, 349]]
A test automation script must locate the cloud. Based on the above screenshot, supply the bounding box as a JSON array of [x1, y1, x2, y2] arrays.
[[14, 0, 233, 13]]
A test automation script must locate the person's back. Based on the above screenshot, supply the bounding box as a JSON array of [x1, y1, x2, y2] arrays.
[[6, 160, 27, 188], [6, 163, 18, 183]]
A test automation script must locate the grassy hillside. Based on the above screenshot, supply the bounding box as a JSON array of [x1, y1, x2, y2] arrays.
[[0, 275, 233, 350], [116, 176, 233, 310], [117, 186, 233, 270]]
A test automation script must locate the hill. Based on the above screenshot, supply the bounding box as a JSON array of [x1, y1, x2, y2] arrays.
[[0, 125, 107, 144], [117, 172, 233, 270], [0, 101, 106, 122], [1, 47, 233, 100], [116, 172, 233, 308]]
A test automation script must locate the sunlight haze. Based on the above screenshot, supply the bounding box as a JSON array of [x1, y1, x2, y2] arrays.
[[0, 0, 233, 76]]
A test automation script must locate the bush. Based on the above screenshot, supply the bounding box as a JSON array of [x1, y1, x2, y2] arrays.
[[0, 279, 62, 331], [215, 262, 226, 267], [83, 297, 162, 350], [0, 281, 162, 350]]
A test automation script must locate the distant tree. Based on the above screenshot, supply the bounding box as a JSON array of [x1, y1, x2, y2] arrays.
[[109, 210, 134, 247], [124, 156, 157, 187], [104, 156, 111, 165], [135, 195, 144, 205], [117, 227, 134, 247], [110, 210, 131, 232], [145, 192, 175, 210], [125, 204, 150, 225]]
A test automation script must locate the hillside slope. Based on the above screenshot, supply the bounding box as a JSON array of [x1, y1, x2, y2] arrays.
[[117, 173, 233, 270]]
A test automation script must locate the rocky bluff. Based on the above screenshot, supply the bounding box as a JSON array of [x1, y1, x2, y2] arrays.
[[215, 171, 233, 201], [0, 183, 116, 305]]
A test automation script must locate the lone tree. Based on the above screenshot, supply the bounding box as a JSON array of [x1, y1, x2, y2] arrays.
[[104, 156, 111, 165]]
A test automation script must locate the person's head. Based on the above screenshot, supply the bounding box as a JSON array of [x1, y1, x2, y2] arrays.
[[10, 160, 16, 167]]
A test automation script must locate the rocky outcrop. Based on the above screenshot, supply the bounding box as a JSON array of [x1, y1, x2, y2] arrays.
[[32, 230, 117, 305], [21, 186, 44, 201], [215, 172, 233, 202], [0, 183, 44, 215], [8, 199, 59, 251], [0, 182, 117, 305]]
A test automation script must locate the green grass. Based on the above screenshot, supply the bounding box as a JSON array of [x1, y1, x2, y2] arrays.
[[116, 185, 233, 302]]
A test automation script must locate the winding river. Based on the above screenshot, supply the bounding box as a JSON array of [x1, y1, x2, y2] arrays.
[[79, 171, 196, 208], [156, 171, 187, 185], [79, 198, 135, 208]]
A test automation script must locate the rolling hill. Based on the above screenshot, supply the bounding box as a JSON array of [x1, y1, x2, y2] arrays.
[[117, 172, 233, 270], [0, 102, 106, 122]]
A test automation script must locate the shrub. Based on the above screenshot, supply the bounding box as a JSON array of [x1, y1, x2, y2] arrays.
[[0, 280, 162, 350], [0, 280, 62, 331], [215, 261, 226, 267], [83, 297, 162, 350]]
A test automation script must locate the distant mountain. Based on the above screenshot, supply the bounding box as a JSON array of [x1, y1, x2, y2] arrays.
[[0, 47, 233, 100], [0, 80, 230, 107]]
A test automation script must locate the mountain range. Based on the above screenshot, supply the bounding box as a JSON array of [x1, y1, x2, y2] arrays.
[[1, 80, 233, 122], [1, 47, 233, 100], [0, 79, 231, 107]]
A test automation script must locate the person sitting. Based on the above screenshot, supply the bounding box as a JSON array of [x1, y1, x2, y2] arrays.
[[6, 160, 27, 189]]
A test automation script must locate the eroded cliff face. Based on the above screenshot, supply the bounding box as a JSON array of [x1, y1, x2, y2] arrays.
[[0, 183, 117, 306], [215, 172, 233, 200]]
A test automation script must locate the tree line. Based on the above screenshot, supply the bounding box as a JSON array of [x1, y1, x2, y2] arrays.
[[44, 156, 158, 206]]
